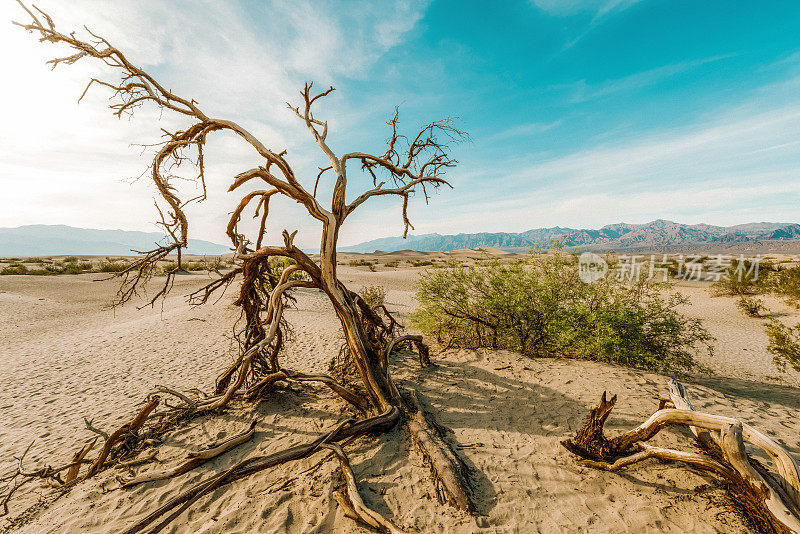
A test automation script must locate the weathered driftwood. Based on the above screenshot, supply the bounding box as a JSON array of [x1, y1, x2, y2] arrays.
[[562, 380, 800, 533]]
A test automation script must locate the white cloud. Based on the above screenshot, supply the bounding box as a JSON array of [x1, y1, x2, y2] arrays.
[[0, 1, 429, 249]]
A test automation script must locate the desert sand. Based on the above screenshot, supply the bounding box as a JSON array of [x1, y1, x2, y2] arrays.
[[1, 261, 799, 533]]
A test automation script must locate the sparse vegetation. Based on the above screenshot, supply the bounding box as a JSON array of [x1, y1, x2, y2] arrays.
[[57, 260, 93, 274], [384, 260, 400, 268], [413, 253, 713, 372], [98, 259, 128, 273], [411, 259, 433, 267], [770, 265, 800, 307], [0, 265, 28, 275], [348, 259, 375, 267], [161, 261, 206, 273], [1, 260, 93, 275], [764, 319, 800, 373], [736, 296, 767, 317], [711, 259, 768, 296], [359, 285, 387, 309]]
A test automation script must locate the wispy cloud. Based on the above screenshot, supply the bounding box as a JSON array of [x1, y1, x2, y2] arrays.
[[530, 0, 643, 19], [535, 0, 647, 50], [486, 120, 562, 142], [553, 55, 733, 103]]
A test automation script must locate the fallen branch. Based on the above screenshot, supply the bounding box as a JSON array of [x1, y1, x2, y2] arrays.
[[402, 389, 474, 513], [562, 381, 800, 534]]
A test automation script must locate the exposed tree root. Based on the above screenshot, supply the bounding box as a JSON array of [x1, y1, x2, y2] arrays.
[[323, 443, 407, 534], [120, 409, 400, 534], [562, 380, 800, 533], [118, 420, 256, 487], [84, 397, 160, 479]]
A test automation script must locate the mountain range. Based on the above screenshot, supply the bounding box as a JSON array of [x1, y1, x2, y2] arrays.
[[3, 221, 799, 256], [0, 225, 230, 256], [340, 220, 800, 253]]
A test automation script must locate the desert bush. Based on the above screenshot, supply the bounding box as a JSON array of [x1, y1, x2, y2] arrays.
[[63, 256, 79, 263], [359, 285, 386, 309], [770, 266, 800, 307], [413, 253, 712, 372], [185, 262, 206, 271], [27, 267, 58, 275], [0, 265, 28, 275], [711, 259, 769, 296], [384, 260, 400, 268], [411, 260, 433, 267], [205, 257, 229, 271], [24, 257, 46, 264], [61, 263, 82, 274], [161, 261, 204, 273], [98, 259, 128, 273], [348, 259, 375, 267], [764, 319, 800, 373], [736, 296, 767, 317]]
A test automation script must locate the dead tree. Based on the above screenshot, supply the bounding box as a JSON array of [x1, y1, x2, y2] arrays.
[[9, 3, 474, 532], [563, 380, 800, 534]]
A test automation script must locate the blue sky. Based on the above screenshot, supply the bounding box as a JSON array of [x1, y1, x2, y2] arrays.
[[2, 0, 800, 248]]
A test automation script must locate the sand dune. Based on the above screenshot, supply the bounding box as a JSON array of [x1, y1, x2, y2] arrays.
[[0, 267, 798, 532]]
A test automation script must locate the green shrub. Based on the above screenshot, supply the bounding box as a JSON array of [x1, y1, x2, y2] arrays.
[[61, 261, 93, 274], [411, 260, 433, 267], [711, 259, 769, 296], [0, 265, 28, 275], [359, 285, 386, 309], [384, 260, 400, 268], [348, 259, 375, 267], [27, 267, 56, 275], [99, 260, 128, 273], [764, 319, 800, 373], [63, 256, 79, 263], [412, 253, 712, 372], [184, 262, 206, 271], [770, 266, 800, 307], [736, 296, 766, 317], [24, 257, 46, 264], [161, 262, 180, 273]]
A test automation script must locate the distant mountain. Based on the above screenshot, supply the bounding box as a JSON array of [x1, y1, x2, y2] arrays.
[[0, 225, 230, 256], [340, 220, 800, 253]]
